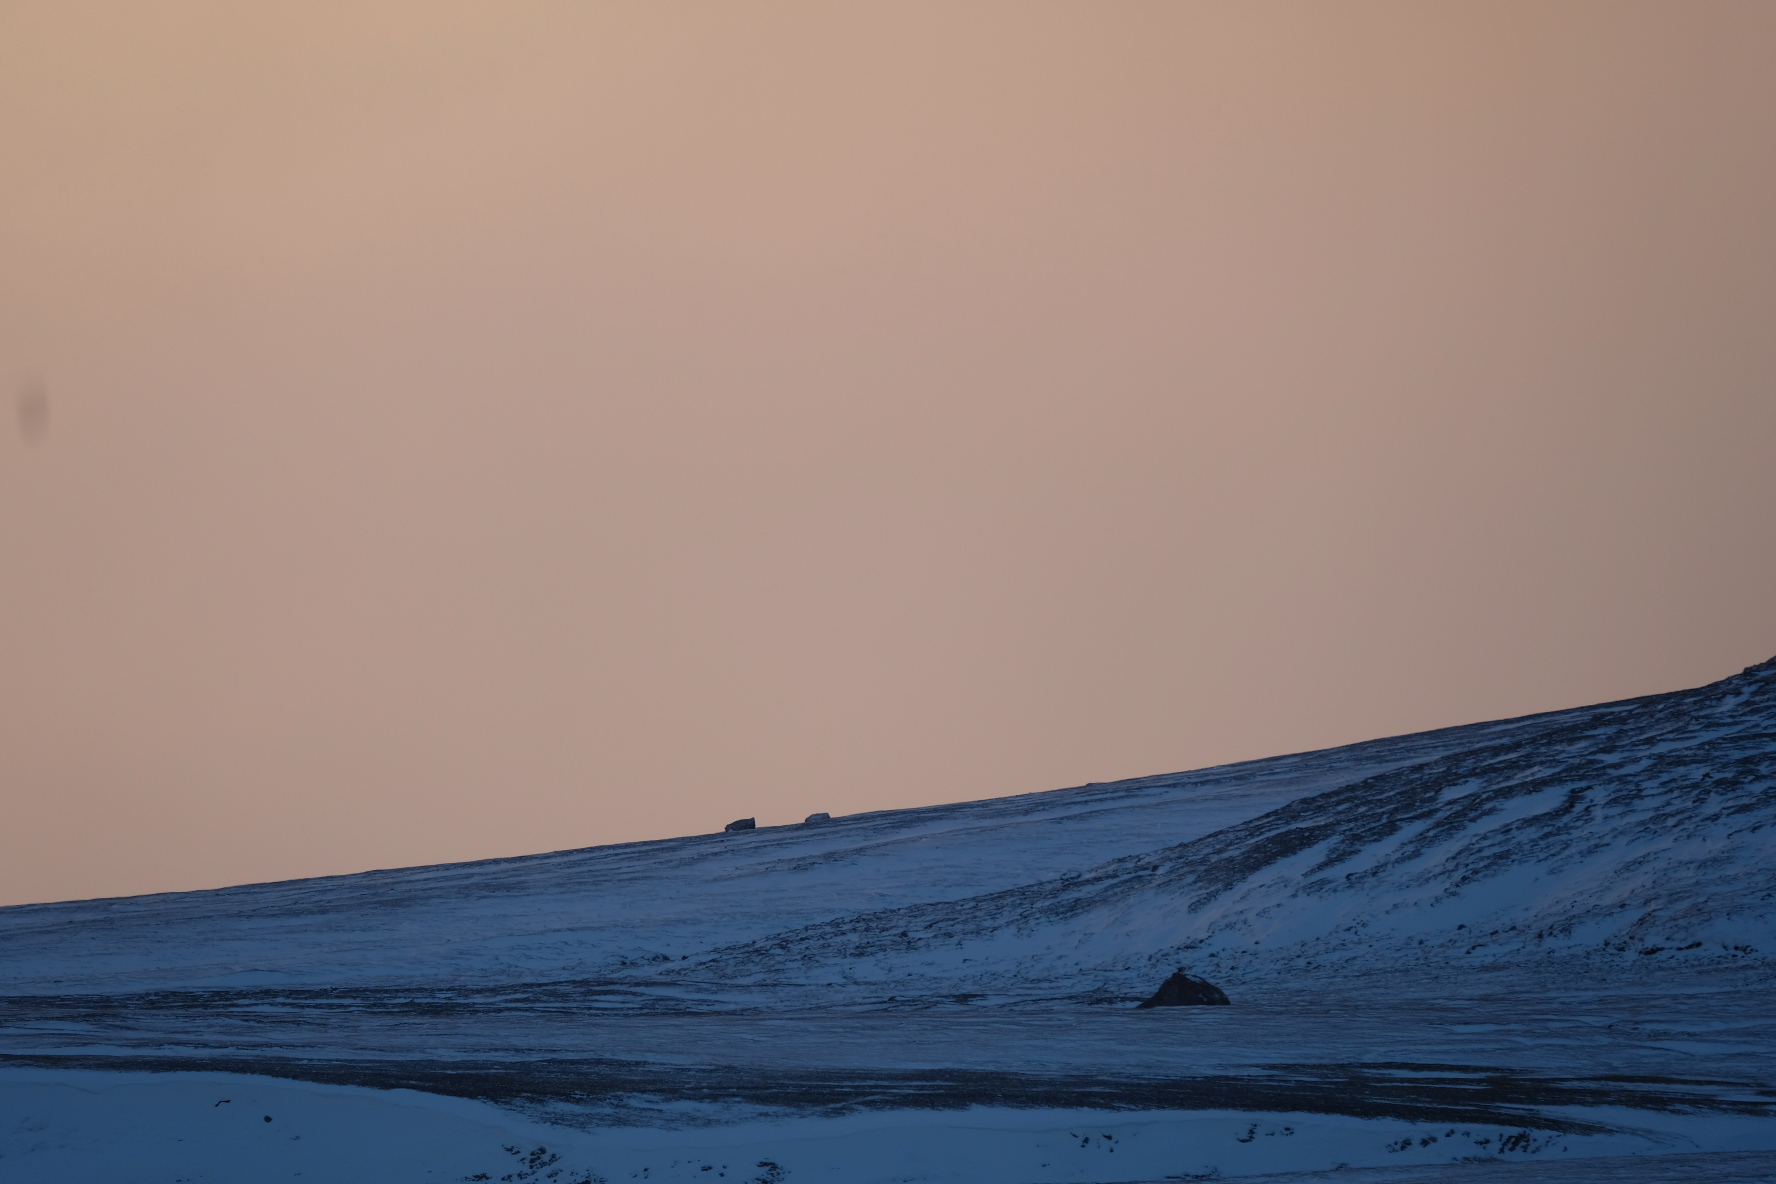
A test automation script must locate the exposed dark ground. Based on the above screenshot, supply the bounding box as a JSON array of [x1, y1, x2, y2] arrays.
[[4, 973, 1773, 1138], [4, 1049, 1771, 1132]]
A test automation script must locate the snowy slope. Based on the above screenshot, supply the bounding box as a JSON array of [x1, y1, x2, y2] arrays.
[[0, 690, 1588, 996], [4, 660, 1776, 1184], [696, 657, 1776, 1000]]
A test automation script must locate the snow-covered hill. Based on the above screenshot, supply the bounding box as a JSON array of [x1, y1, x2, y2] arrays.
[[4, 659, 1771, 1003], [4, 660, 1775, 1184], [700, 657, 1776, 999]]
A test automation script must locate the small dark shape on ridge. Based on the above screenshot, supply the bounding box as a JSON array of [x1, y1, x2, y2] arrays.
[[1136, 969, 1230, 1007], [803, 812, 830, 824], [724, 817, 756, 832]]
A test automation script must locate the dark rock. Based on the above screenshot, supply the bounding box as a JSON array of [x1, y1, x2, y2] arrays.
[[724, 817, 757, 832], [803, 812, 831, 824], [1136, 969, 1230, 1007]]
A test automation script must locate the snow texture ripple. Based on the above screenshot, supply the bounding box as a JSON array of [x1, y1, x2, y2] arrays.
[[3, 658, 1775, 1182]]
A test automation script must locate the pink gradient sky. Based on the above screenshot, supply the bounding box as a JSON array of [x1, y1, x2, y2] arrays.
[[3, 1, 1774, 906]]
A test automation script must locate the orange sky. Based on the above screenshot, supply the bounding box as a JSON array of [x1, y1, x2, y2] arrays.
[[3, 1, 1774, 906]]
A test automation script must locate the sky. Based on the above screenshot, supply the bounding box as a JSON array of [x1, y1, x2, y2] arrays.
[[3, 1, 1774, 907]]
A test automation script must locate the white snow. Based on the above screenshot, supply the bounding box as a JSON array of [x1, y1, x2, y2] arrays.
[[3, 657, 1774, 1181], [8, 1066, 1770, 1184]]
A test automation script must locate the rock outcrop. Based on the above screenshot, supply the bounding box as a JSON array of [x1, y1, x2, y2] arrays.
[[1136, 970, 1230, 1007], [724, 818, 757, 832]]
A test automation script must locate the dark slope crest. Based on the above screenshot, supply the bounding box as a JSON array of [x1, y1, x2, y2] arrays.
[[689, 658, 1776, 993]]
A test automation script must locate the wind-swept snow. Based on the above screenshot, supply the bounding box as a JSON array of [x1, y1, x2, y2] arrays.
[[703, 657, 1776, 1000], [3, 658, 1775, 1181], [0, 697, 1579, 996]]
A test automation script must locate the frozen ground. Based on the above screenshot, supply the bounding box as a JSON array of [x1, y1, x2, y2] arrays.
[[3, 659, 1774, 1181], [4, 1060, 1775, 1184], [5, 1061, 1776, 1184]]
